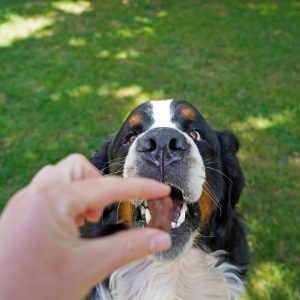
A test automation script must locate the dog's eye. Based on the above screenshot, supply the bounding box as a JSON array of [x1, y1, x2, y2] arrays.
[[125, 133, 138, 144], [189, 130, 202, 141]]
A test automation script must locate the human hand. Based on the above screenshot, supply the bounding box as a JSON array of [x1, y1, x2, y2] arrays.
[[0, 154, 171, 300]]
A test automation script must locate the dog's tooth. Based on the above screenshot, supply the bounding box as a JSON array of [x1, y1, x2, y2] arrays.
[[177, 209, 186, 226], [182, 203, 188, 214], [141, 206, 146, 215], [144, 200, 148, 208], [171, 222, 176, 229], [145, 208, 151, 224]]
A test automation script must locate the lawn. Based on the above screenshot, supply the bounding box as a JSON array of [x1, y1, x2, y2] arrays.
[[0, 0, 299, 299]]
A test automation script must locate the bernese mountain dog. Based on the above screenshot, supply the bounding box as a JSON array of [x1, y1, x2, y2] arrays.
[[82, 99, 249, 300]]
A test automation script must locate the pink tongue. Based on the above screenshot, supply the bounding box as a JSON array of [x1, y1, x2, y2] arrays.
[[169, 199, 182, 222]]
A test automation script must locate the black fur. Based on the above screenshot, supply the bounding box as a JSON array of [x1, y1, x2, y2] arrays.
[[91, 135, 115, 175], [202, 130, 248, 274]]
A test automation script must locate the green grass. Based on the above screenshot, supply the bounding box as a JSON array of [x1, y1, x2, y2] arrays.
[[0, 0, 299, 299]]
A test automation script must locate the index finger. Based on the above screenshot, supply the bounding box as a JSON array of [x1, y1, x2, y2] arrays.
[[65, 176, 171, 218]]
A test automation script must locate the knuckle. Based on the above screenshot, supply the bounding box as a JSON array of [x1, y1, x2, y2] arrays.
[[67, 153, 87, 163], [30, 165, 56, 186], [39, 164, 55, 174]]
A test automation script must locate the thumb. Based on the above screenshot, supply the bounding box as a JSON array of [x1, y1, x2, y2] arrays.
[[78, 228, 171, 285]]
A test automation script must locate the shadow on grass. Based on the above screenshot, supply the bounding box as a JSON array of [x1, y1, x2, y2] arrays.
[[0, 1, 300, 299]]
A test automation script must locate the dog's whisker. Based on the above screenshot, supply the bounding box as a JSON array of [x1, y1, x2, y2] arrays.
[[101, 164, 124, 176], [203, 184, 222, 212], [103, 170, 123, 176], [189, 172, 222, 211], [106, 156, 126, 163], [205, 166, 234, 185], [203, 161, 220, 165], [116, 202, 121, 224], [203, 157, 218, 162], [100, 161, 125, 173], [101, 158, 126, 167]]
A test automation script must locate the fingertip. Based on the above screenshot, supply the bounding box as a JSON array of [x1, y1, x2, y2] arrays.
[[78, 228, 172, 283], [149, 231, 172, 253], [147, 178, 171, 192], [131, 177, 171, 198], [117, 228, 172, 254], [140, 177, 171, 189]]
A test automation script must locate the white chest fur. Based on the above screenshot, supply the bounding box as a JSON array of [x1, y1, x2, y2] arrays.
[[94, 248, 244, 300]]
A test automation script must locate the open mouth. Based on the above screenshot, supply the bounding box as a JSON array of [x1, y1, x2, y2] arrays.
[[132, 183, 201, 259], [137, 186, 193, 230]]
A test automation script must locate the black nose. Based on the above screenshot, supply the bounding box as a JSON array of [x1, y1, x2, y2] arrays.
[[136, 127, 188, 168]]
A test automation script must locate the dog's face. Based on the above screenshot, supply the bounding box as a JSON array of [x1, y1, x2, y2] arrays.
[[93, 99, 244, 260]]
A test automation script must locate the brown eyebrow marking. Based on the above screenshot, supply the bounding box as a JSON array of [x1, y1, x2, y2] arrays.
[[181, 107, 195, 121], [199, 184, 213, 224], [129, 113, 142, 127]]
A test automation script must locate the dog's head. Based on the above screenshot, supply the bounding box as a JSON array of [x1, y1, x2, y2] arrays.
[[92, 99, 244, 259]]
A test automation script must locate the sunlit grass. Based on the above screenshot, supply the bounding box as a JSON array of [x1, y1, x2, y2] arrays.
[[113, 85, 142, 99], [51, 1, 92, 15], [97, 49, 110, 58], [246, 3, 278, 15], [68, 37, 86, 47], [244, 262, 299, 300], [0, 14, 54, 47], [67, 84, 93, 98], [114, 85, 165, 107], [115, 48, 140, 60], [231, 110, 290, 131]]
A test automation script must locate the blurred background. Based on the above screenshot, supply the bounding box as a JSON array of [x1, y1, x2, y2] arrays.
[[0, 0, 299, 299]]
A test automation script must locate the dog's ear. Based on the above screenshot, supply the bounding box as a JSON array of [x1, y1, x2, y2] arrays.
[[217, 130, 244, 208], [205, 131, 247, 258], [91, 135, 115, 175]]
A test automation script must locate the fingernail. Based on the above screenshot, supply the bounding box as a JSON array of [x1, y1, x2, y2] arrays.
[[149, 233, 172, 253]]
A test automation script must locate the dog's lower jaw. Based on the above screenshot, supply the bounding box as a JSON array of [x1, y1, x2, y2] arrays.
[[152, 231, 194, 261], [92, 248, 245, 300]]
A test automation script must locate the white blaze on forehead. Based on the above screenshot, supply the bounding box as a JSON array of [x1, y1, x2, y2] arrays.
[[150, 99, 177, 129]]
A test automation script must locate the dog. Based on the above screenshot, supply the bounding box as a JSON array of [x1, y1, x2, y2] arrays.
[[82, 99, 249, 300]]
